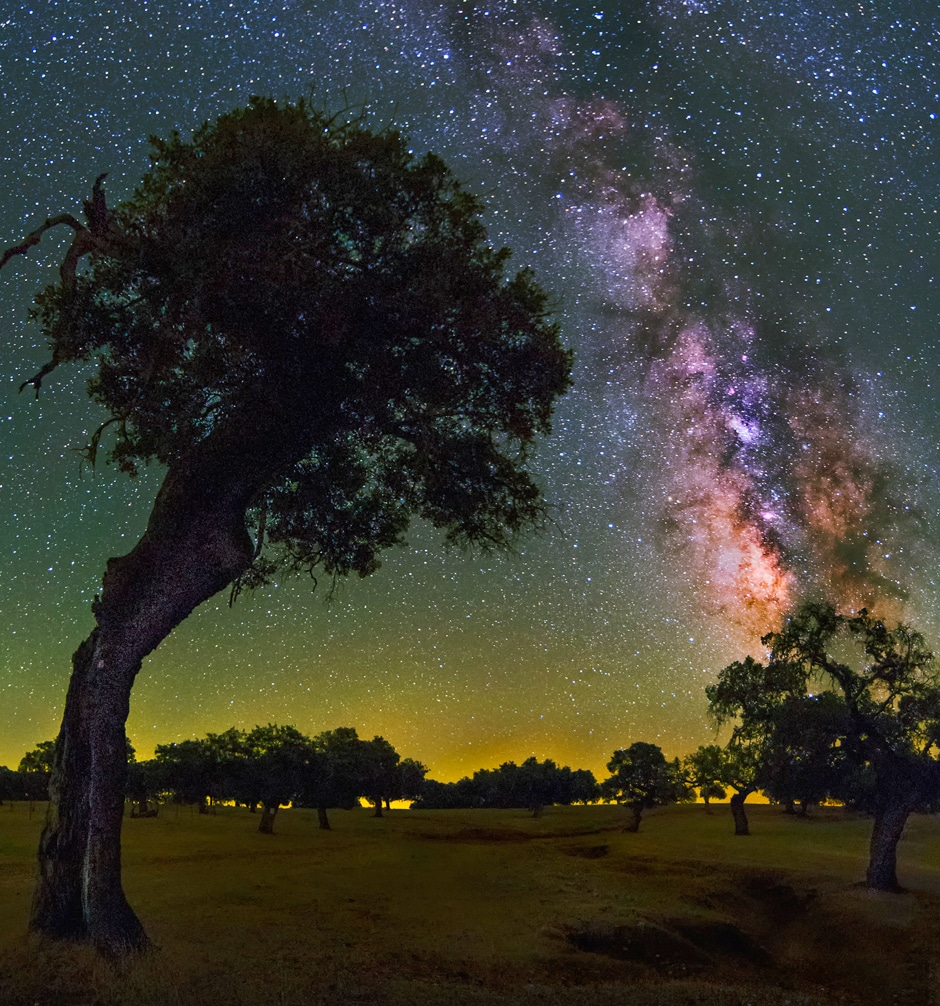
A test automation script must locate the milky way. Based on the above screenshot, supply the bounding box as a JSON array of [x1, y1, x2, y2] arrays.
[[0, 1, 936, 777]]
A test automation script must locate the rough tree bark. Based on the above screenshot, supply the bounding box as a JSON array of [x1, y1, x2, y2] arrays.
[[730, 791, 751, 836], [866, 801, 912, 892], [31, 419, 293, 953]]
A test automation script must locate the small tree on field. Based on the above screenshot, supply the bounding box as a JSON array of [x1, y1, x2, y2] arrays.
[[602, 742, 688, 832], [720, 744, 763, 836], [244, 724, 311, 834], [397, 758, 429, 805], [3, 96, 570, 951], [301, 727, 365, 830], [360, 736, 401, 817], [682, 744, 728, 811]]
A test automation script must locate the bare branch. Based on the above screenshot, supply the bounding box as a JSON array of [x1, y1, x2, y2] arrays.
[[7, 176, 128, 397], [19, 360, 59, 397], [0, 213, 87, 273]]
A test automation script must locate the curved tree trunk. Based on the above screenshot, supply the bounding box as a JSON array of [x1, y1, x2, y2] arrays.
[[317, 805, 331, 831], [866, 802, 911, 892], [730, 791, 751, 836], [29, 430, 278, 953]]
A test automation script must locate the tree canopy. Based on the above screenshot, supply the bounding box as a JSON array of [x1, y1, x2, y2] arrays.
[[601, 742, 689, 832], [21, 96, 571, 590]]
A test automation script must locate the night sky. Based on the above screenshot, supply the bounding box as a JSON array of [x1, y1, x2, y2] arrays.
[[0, 1, 937, 781]]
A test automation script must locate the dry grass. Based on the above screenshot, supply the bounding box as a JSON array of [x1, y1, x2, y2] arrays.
[[1, 801, 939, 1005]]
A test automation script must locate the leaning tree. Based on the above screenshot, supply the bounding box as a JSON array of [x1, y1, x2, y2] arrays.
[[2, 97, 571, 952]]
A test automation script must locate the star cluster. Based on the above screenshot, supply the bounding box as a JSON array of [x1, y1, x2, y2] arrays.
[[0, 1, 936, 780]]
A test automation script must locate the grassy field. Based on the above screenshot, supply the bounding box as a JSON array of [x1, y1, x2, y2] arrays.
[[1, 802, 939, 1005]]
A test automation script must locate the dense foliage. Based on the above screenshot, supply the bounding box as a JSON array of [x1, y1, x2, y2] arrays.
[[414, 757, 597, 813]]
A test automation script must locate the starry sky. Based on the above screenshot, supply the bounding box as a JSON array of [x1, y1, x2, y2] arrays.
[[0, 1, 937, 781]]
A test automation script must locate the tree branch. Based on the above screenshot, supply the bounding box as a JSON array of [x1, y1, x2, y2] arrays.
[[6, 175, 127, 397], [0, 213, 87, 273]]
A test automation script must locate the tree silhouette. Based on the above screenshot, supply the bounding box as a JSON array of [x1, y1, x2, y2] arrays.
[[758, 693, 850, 815], [359, 736, 401, 817], [243, 725, 311, 834], [682, 744, 728, 810], [602, 742, 688, 832], [709, 601, 940, 887], [2, 97, 571, 952], [300, 727, 365, 830]]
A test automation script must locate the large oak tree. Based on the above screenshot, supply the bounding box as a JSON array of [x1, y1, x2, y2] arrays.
[[2, 97, 571, 952]]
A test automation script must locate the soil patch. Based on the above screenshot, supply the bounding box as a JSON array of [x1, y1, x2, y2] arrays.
[[564, 844, 610, 859], [564, 917, 769, 976]]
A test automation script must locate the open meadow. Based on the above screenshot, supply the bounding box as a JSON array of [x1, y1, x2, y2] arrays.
[[1, 802, 939, 1005]]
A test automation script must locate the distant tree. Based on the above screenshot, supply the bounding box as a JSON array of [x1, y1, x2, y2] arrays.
[[720, 745, 763, 836], [17, 741, 57, 803], [515, 757, 560, 817], [18, 740, 56, 777], [682, 745, 728, 810], [412, 759, 596, 811], [153, 739, 220, 811], [125, 760, 162, 818], [555, 766, 599, 806], [0, 765, 26, 804], [706, 651, 807, 836], [244, 725, 311, 834], [4, 95, 570, 950], [602, 743, 688, 832], [360, 736, 401, 817], [300, 727, 365, 830], [709, 602, 940, 889], [202, 728, 253, 810], [397, 758, 429, 805]]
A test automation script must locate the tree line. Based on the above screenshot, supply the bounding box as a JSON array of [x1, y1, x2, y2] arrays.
[[2, 727, 428, 835], [6, 597, 940, 898]]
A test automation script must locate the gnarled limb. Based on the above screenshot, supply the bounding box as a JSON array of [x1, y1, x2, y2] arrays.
[[4, 175, 126, 396], [0, 212, 87, 273]]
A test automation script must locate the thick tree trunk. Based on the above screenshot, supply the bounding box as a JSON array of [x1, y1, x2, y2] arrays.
[[372, 798, 383, 818], [866, 802, 911, 892], [624, 803, 643, 833], [730, 791, 751, 836], [317, 805, 331, 831], [258, 804, 278, 835], [30, 429, 277, 953]]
